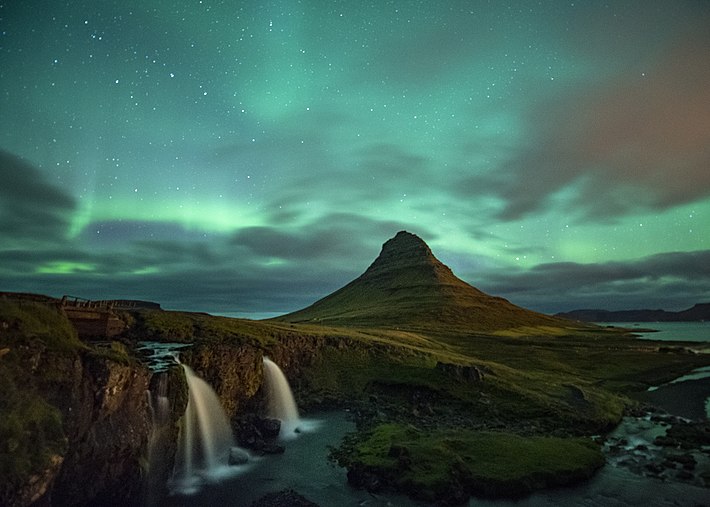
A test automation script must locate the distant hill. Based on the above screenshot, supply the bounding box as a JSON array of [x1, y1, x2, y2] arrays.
[[275, 231, 577, 333], [555, 303, 710, 322]]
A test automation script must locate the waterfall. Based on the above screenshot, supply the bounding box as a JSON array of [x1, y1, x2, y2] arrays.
[[262, 357, 301, 439], [148, 373, 170, 427], [170, 361, 237, 494], [143, 373, 171, 506]]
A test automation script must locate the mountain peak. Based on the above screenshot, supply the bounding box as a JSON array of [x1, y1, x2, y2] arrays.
[[386, 230, 430, 250], [364, 231, 440, 277]]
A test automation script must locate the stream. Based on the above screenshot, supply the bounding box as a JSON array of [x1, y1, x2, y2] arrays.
[[163, 410, 415, 507], [161, 407, 709, 507]]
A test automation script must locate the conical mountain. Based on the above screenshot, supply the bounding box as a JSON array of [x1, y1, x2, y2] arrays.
[[276, 231, 569, 332]]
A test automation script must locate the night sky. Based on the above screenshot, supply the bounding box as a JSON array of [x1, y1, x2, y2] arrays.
[[1, 1, 709, 317]]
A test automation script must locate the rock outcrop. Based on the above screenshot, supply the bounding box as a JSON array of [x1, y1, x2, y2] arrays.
[[0, 340, 153, 506], [180, 342, 263, 418], [0, 299, 187, 507], [435, 361, 487, 382], [251, 489, 319, 507]]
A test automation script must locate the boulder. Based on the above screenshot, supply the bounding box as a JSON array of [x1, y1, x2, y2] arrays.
[[229, 447, 251, 466], [258, 418, 282, 439]]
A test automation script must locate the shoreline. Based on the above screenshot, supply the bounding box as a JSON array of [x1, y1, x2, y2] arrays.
[[635, 376, 710, 420]]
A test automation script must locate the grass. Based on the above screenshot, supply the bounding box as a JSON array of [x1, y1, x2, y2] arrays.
[[104, 306, 709, 433], [284, 318, 707, 502], [131, 307, 706, 433], [0, 299, 83, 352], [339, 423, 605, 501], [128, 309, 280, 346]]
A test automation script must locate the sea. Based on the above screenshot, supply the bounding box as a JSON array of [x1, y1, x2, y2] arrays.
[[599, 321, 710, 343]]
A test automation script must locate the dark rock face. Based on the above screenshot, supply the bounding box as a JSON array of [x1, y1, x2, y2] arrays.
[[235, 414, 285, 455], [5, 455, 64, 507], [258, 418, 282, 438], [141, 367, 187, 507], [181, 342, 263, 418], [3, 341, 155, 507], [346, 464, 385, 492], [48, 356, 152, 506]]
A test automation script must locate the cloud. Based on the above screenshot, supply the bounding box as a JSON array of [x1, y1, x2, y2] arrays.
[[476, 250, 710, 313], [0, 212, 415, 314], [0, 249, 360, 315], [231, 212, 407, 265], [0, 149, 76, 243], [460, 33, 710, 221], [2, 195, 706, 315]]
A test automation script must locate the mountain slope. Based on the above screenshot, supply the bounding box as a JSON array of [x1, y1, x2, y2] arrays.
[[275, 231, 573, 333]]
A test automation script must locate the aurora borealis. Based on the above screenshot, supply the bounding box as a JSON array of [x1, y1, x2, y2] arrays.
[[1, 1, 709, 316]]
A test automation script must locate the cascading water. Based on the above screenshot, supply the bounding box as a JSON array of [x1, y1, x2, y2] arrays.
[[170, 359, 238, 494], [262, 357, 301, 439], [143, 373, 171, 507]]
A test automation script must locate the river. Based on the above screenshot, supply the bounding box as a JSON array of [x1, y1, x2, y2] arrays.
[[163, 411, 416, 507], [162, 407, 709, 507]]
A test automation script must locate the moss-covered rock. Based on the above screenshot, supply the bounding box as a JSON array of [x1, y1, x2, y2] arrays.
[[0, 299, 82, 352], [0, 367, 66, 506], [340, 423, 604, 503]]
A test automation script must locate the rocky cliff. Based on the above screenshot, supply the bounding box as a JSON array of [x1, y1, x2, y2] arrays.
[[0, 300, 174, 507], [48, 353, 152, 506]]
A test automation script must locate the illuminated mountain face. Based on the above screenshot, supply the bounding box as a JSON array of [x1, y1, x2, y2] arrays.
[[277, 231, 570, 332]]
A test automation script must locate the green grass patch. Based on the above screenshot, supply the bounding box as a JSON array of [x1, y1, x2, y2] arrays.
[[341, 423, 604, 502], [88, 340, 134, 365], [128, 309, 279, 346], [0, 300, 83, 352]]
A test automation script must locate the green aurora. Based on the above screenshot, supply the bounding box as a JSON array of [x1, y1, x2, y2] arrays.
[[1, 0, 709, 315]]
